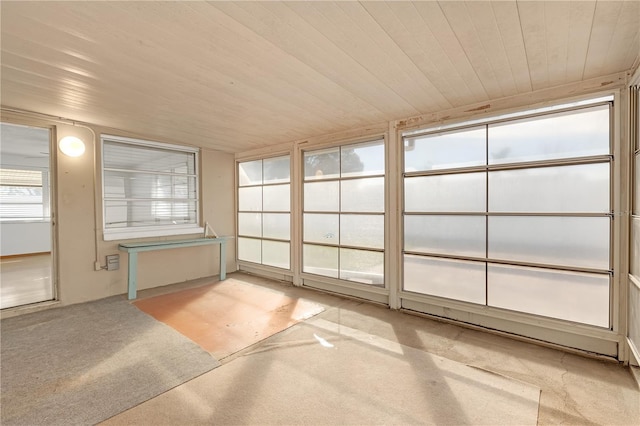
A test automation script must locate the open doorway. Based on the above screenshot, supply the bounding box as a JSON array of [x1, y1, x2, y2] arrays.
[[0, 122, 55, 309]]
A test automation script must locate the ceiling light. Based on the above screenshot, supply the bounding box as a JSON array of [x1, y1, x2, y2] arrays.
[[59, 136, 85, 157]]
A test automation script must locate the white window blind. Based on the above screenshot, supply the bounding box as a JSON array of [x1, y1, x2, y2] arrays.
[[101, 135, 200, 240], [0, 168, 48, 221]]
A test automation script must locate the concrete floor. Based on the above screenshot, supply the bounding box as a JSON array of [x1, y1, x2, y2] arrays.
[[104, 271, 639, 425]]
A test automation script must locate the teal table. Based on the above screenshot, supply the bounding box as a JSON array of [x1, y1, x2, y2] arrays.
[[118, 237, 230, 300]]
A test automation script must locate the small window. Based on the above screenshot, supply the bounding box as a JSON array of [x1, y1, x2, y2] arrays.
[[101, 135, 201, 241]]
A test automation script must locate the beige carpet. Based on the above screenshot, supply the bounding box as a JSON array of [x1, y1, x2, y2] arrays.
[[104, 315, 541, 425]]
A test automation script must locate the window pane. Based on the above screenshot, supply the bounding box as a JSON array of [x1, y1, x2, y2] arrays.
[[263, 156, 290, 184], [340, 248, 384, 285], [404, 215, 485, 258], [303, 214, 338, 245], [488, 216, 609, 269], [262, 240, 290, 269], [488, 105, 610, 164], [488, 264, 609, 327], [104, 142, 195, 174], [404, 255, 486, 304], [238, 187, 262, 211], [341, 140, 385, 177], [263, 184, 290, 212], [405, 127, 486, 172], [341, 177, 384, 213], [238, 160, 262, 186], [104, 200, 196, 228], [303, 244, 338, 278], [404, 173, 486, 212], [488, 163, 609, 213], [304, 147, 340, 180], [238, 237, 261, 263], [340, 214, 384, 249], [263, 213, 290, 240], [103, 172, 196, 199], [238, 212, 261, 237], [304, 181, 339, 212]]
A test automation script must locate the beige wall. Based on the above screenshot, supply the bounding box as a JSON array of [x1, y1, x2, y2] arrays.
[[3, 114, 236, 308]]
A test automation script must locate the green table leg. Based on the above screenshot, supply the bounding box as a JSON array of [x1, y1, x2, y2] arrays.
[[219, 240, 226, 280], [127, 251, 138, 300]]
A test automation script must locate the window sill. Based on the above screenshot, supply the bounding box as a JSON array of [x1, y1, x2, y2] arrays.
[[103, 226, 204, 241]]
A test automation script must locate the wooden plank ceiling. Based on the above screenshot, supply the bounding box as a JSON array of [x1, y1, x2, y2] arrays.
[[1, 1, 638, 153]]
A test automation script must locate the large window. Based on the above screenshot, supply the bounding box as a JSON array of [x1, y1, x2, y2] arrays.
[[237, 156, 291, 269], [102, 135, 200, 240], [403, 102, 612, 327], [303, 140, 385, 286]]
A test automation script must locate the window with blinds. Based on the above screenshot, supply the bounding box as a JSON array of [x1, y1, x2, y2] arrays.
[[101, 135, 200, 240], [0, 168, 49, 221]]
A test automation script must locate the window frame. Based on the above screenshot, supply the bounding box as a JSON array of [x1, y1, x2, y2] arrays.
[[101, 134, 202, 241]]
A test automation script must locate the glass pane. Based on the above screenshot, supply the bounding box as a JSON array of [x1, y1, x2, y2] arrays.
[[488, 105, 610, 164], [488, 163, 609, 213], [340, 248, 384, 285], [403, 255, 486, 304], [404, 215, 485, 258], [304, 181, 339, 212], [488, 216, 609, 270], [404, 173, 486, 212], [238, 160, 262, 186], [488, 264, 609, 327], [238, 187, 262, 211], [104, 141, 195, 174], [238, 212, 261, 237], [303, 214, 339, 245], [340, 214, 384, 249], [304, 147, 340, 180], [263, 184, 290, 212], [104, 200, 196, 228], [262, 240, 290, 269], [341, 178, 384, 213], [405, 127, 486, 172], [263, 213, 290, 240], [341, 140, 385, 177], [263, 156, 290, 184], [303, 244, 338, 278], [631, 218, 640, 279], [238, 237, 261, 263]]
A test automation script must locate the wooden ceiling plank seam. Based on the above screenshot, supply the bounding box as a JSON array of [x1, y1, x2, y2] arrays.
[[542, 1, 570, 87], [603, 1, 640, 74], [412, 1, 488, 103], [283, 1, 428, 114], [565, 1, 597, 84], [517, 1, 549, 91], [6, 3, 344, 143], [440, 1, 511, 99], [342, 1, 453, 111], [212, 1, 417, 117], [177, 2, 386, 126], [490, 1, 532, 94], [583, 1, 623, 80], [102, 2, 348, 133], [360, 1, 469, 108]]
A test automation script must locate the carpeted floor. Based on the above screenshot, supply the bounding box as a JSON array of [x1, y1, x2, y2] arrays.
[[0, 296, 220, 426]]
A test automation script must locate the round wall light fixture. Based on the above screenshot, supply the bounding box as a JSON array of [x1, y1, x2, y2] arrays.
[[59, 136, 85, 157]]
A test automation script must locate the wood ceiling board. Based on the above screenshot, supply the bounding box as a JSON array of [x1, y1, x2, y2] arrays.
[[565, 1, 597, 83], [439, 1, 512, 100], [541, 1, 571, 87], [518, 1, 549, 91], [583, 1, 623, 80], [212, 1, 418, 118], [412, 1, 489, 103], [604, 1, 640, 75], [490, 1, 532, 94], [359, 2, 469, 108]]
